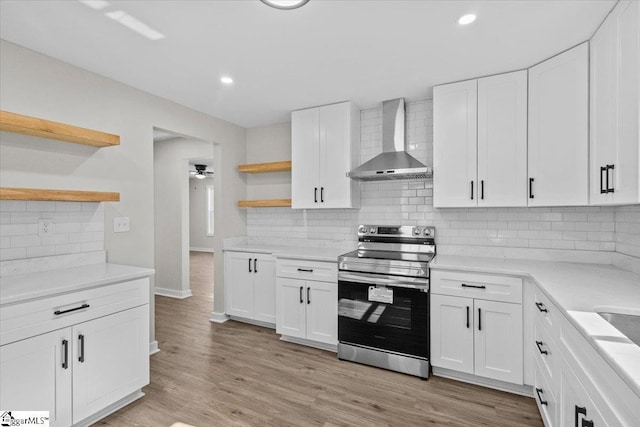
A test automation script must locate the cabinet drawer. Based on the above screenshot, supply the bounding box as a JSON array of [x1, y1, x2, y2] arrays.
[[533, 287, 560, 342], [534, 315, 560, 388], [276, 259, 337, 282], [1, 278, 149, 346], [534, 356, 557, 427], [431, 270, 522, 303]]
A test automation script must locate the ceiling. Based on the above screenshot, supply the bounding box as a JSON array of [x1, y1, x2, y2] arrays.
[[0, 0, 615, 128]]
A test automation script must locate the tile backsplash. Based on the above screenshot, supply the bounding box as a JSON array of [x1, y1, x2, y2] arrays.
[[0, 200, 105, 261], [246, 100, 639, 264]]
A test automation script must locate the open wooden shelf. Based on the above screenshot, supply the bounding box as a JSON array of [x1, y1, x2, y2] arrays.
[[238, 199, 291, 208], [0, 187, 120, 202], [238, 161, 291, 173], [0, 110, 120, 148]]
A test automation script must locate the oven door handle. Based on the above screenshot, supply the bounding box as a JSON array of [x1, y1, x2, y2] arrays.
[[338, 271, 428, 291]]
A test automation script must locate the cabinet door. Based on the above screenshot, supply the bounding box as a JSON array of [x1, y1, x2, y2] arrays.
[[253, 255, 276, 324], [305, 280, 337, 345], [559, 358, 607, 427], [275, 277, 306, 339], [319, 102, 358, 209], [474, 300, 523, 384], [433, 79, 478, 207], [528, 43, 589, 206], [72, 305, 149, 423], [477, 71, 528, 207], [225, 252, 254, 319], [430, 294, 474, 374], [0, 329, 72, 427], [291, 107, 320, 209], [614, 0, 640, 204]]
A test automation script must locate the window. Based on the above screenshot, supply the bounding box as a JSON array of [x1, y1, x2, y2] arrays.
[[206, 185, 214, 236]]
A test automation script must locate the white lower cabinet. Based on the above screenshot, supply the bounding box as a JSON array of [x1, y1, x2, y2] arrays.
[[0, 278, 150, 427], [430, 270, 524, 385], [0, 329, 72, 427], [559, 358, 606, 427], [224, 251, 276, 325]]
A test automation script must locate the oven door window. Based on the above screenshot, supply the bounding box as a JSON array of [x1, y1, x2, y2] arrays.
[[338, 280, 428, 358]]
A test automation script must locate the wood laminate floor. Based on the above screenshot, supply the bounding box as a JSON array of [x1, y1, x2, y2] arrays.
[[100, 251, 543, 427]]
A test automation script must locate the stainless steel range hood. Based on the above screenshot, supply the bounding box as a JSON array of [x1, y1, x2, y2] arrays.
[[347, 98, 432, 181]]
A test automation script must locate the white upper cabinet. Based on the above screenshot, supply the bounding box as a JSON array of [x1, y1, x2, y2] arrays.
[[291, 101, 360, 209], [434, 71, 527, 208], [528, 43, 589, 206], [590, 0, 640, 204], [433, 79, 478, 207], [477, 71, 528, 207]]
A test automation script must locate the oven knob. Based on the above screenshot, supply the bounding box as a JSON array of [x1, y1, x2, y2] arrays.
[[370, 227, 376, 233], [424, 228, 432, 237], [413, 227, 422, 236], [358, 225, 367, 234]]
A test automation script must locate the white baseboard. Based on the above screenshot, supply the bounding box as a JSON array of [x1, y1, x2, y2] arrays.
[[209, 311, 229, 323], [190, 247, 214, 253], [432, 367, 533, 397], [149, 340, 160, 355], [73, 390, 144, 427], [155, 287, 192, 299], [228, 315, 275, 329], [279, 335, 337, 353]]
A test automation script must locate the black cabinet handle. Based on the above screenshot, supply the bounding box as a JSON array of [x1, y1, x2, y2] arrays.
[[478, 308, 482, 331], [535, 302, 548, 313], [535, 388, 548, 406], [529, 178, 534, 199], [461, 283, 486, 289], [470, 181, 474, 200], [297, 268, 313, 272], [79, 334, 85, 363], [54, 303, 90, 316], [299, 286, 303, 304], [600, 166, 607, 194], [607, 164, 615, 193], [575, 405, 587, 427], [466, 306, 470, 329], [536, 340, 548, 355], [62, 339, 69, 369], [248, 258, 252, 273], [254, 258, 258, 273], [320, 187, 324, 203], [314, 187, 318, 203], [582, 419, 594, 427], [307, 286, 311, 304], [481, 180, 484, 200]]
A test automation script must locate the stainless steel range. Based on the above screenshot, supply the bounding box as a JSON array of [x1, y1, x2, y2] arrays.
[[337, 225, 435, 379]]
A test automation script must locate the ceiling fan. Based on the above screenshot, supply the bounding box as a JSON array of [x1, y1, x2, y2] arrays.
[[189, 164, 214, 180]]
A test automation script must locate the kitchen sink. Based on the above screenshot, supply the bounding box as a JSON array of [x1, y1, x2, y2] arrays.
[[598, 312, 640, 347]]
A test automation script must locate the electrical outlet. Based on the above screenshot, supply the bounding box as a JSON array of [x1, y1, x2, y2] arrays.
[[39, 218, 53, 236], [113, 217, 130, 233]]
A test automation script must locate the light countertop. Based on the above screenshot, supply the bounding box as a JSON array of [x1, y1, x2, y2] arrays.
[[1, 263, 155, 306], [431, 255, 640, 398], [223, 243, 350, 263]]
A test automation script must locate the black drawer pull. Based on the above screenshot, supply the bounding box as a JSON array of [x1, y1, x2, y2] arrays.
[[307, 286, 311, 304], [79, 334, 85, 363], [481, 180, 484, 200], [606, 164, 615, 193], [254, 258, 258, 273], [62, 339, 69, 369], [461, 283, 486, 289], [575, 405, 587, 427], [320, 187, 324, 203], [299, 286, 303, 304], [536, 340, 548, 355], [466, 306, 470, 329], [470, 181, 474, 200], [535, 302, 548, 313], [314, 187, 318, 203], [297, 268, 313, 272], [535, 388, 548, 406], [54, 303, 90, 316], [600, 166, 607, 194], [529, 177, 534, 199], [478, 308, 482, 331]]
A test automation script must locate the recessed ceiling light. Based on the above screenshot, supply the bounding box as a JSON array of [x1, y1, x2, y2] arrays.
[[78, 0, 109, 10], [260, 0, 310, 10], [105, 10, 165, 40], [458, 14, 477, 25], [220, 76, 234, 85]]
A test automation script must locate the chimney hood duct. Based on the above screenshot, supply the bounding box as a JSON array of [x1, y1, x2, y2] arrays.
[[347, 98, 432, 181]]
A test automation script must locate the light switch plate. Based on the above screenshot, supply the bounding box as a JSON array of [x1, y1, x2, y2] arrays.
[[113, 216, 130, 233]]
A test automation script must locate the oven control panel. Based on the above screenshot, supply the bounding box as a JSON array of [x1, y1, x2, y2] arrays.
[[357, 225, 436, 239]]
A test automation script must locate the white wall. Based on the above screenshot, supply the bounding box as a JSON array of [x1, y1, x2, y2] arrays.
[[245, 100, 636, 266], [154, 138, 214, 297], [246, 122, 291, 200], [189, 177, 214, 252], [0, 40, 247, 339]]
